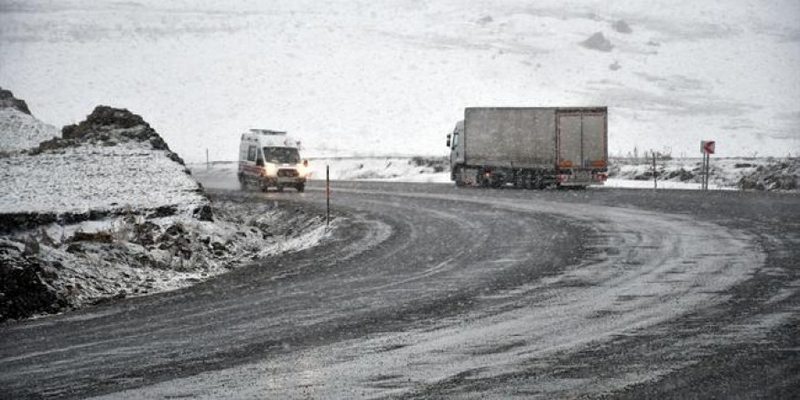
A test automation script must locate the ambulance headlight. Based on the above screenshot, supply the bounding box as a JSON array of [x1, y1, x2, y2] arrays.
[[264, 163, 278, 177], [297, 163, 309, 177]]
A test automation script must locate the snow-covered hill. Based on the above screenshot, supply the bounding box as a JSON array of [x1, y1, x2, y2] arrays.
[[1, 1, 798, 161], [0, 88, 58, 152], [0, 105, 331, 322]]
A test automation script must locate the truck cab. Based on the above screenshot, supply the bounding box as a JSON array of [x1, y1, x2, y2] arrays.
[[446, 121, 467, 185], [237, 129, 309, 192]]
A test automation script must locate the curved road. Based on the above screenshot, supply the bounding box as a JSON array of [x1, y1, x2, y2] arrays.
[[1, 181, 798, 399]]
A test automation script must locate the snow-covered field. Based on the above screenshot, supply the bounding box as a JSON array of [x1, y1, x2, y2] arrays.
[[192, 156, 799, 192], [193, 157, 451, 187], [2, 1, 798, 162], [609, 156, 799, 191]]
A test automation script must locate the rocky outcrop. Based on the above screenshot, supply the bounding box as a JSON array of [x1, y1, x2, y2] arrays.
[[1, 242, 69, 321], [738, 159, 799, 191], [0, 87, 31, 115], [0, 89, 59, 153], [34, 106, 185, 165]]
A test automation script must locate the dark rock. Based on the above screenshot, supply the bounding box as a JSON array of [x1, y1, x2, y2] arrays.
[[612, 20, 632, 34], [70, 231, 114, 243], [147, 205, 177, 219], [0, 87, 32, 115], [193, 205, 214, 221], [737, 159, 799, 191], [633, 171, 653, 180], [162, 223, 185, 238], [62, 106, 149, 141], [167, 151, 185, 166], [66, 243, 84, 253], [477, 15, 493, 25], [581, 32, 613, 52], [23, 236, 40, 256], [133, 221, 160, 246], [33, 106, 188, 168], [0, 255, 68, 322], [666, 168, 694, 181]]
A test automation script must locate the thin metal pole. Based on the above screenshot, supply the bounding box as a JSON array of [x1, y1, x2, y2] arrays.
[[701, 154, 705, 190], [653, 152, 657, 190], [206, 148, 209, 170], [703, 153, 708, 191], [326, 165, 330, 226]]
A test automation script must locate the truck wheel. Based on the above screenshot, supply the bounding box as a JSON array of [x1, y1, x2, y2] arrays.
[[454, 167, 465, 187], [296, 183, 305, 192], [239, 178, 247, 191], [276, 185, 284, 192]]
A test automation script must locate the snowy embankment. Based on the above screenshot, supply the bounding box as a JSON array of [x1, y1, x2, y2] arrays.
[[192, 157, 451, 188], [0, 88, 58, 153], [192, 155, 798, 192], [609, 157, 799, 191], [0, 98, 331, 322]]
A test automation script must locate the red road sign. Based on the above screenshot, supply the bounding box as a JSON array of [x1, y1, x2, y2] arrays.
[[701, 140, 715, 154]]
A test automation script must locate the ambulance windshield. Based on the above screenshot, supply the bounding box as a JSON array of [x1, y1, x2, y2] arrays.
[[263, 147, 300, 164]]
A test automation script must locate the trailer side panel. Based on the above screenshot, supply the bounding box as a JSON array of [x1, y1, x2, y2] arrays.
[[465, 108, 556, 169]]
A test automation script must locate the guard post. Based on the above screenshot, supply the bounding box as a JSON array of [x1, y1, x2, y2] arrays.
[[326, 165, 330, 226], [701, 140, 715, 190]]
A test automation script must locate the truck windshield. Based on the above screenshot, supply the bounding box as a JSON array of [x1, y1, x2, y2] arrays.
[[262, 147, 300, 164]]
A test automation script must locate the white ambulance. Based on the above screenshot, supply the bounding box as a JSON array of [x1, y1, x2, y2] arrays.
[[237, 129, 310, 192]]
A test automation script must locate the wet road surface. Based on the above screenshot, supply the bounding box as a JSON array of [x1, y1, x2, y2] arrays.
[[1, 181, 798, 399]]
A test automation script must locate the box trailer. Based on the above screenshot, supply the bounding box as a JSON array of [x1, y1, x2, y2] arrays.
[[446, 107, 608, 188]]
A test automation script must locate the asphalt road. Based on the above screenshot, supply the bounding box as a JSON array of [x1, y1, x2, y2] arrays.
[[1, 181, 798, 399]]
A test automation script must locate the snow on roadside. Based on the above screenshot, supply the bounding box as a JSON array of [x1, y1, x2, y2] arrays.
[[609, 157, 799, 191], [602, 178, 731, 191], [1, 200, 334, 315], [190, 157, 451, 187], [191, 156, 799, 192], [0, 105, 334, 322]]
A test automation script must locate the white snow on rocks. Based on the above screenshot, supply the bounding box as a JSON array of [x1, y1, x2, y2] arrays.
[[0, 107, 58, 153], [0, 104, 334, 321], [0, 140, 205, 214]]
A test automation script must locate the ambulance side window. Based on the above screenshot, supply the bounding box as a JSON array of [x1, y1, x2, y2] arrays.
[[247, 146, 257, 162]]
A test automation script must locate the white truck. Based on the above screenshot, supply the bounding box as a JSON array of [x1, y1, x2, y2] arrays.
[[237, 129, 310, 192], [447, 107, 608, 188]]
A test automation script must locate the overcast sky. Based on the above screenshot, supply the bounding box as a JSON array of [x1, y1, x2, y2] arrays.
[[2, 0, 799, 161]]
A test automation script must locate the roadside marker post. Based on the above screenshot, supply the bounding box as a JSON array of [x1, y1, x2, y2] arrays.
[[326, 165, 330, 227], [652, 152, 658, 190], [701, 140, 715, 190]]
